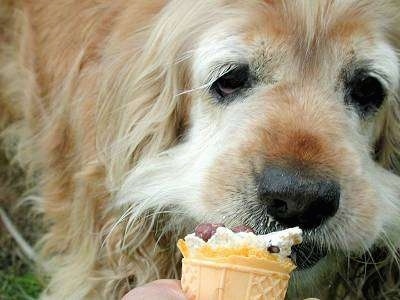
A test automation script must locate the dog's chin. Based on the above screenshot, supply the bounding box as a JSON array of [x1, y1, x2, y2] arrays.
[[287, 254, 336, 299], [291, 242, 328, 270]]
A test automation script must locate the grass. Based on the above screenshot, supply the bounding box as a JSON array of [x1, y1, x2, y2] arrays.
[[0, 229, 43, 300], [0, 272, 42, 300], [0, 139, 44, 299], [0, 204, 44, 300], [0, 149, 44, 299]]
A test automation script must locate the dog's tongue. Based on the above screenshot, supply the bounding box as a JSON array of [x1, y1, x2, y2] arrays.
[[194, 223, 225, 242], [194, 223, 255, 242]]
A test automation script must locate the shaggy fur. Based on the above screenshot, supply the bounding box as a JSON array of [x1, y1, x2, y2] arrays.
[[1, 0, 400, 299]]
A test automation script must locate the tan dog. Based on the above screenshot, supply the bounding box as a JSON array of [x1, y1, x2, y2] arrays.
[[1, 1, 400, 299]]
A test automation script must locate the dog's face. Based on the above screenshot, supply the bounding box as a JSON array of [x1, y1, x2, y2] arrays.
[[117, 0, 400, 294]]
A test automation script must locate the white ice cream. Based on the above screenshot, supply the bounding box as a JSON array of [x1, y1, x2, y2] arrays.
[[184, 227, 302, 258]]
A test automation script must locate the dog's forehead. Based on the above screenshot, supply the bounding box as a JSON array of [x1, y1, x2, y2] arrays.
[[193, 0, 397, 85]]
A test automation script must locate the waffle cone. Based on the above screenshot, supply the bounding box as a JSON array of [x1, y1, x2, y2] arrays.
[[181, 257, 290, 300]]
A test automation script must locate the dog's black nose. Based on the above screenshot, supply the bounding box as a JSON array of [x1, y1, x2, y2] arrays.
[[258, 166, 340, 229]]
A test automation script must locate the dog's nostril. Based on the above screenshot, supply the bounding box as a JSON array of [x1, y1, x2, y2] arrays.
[[269, 199, 288, 215]]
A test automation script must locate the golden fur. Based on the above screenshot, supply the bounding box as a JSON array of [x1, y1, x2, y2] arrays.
[[1, 0, 400, 299]]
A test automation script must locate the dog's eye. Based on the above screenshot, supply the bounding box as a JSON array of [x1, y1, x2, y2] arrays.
[[348, 73, 385, 113], [211, 66, 250, 100]]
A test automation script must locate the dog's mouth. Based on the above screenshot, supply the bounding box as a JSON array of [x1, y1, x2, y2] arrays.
[[290, 241, 328, 270], [252, 219, 328, 270]]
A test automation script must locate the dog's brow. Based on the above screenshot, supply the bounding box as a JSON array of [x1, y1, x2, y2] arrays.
[[205, 63, 244, 85], [344, 59, 392, 88]]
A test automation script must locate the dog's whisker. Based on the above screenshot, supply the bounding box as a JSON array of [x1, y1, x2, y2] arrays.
[[175, 83, 211, 97], [101, 205, 137, 249], [380, 230, 400, 269]]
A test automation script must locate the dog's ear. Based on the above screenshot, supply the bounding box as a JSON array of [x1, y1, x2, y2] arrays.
[[374, 2, 400, 174], [376, 103, 400, 175], [95, 5, 205, 188], [96, 3, 222, 286]]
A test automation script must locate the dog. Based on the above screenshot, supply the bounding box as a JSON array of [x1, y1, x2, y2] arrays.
[[1, 0, 400, 299]]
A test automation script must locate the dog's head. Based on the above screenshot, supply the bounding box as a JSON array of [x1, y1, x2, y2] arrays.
[[100, 0, 400, 296]]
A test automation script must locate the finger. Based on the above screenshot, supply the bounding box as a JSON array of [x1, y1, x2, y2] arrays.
[[122, 280, 187, 300]]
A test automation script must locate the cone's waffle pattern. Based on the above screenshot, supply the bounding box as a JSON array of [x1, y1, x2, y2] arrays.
[[181, 258, 289, 300]]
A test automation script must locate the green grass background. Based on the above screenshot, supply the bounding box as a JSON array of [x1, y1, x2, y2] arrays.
[[0, 206, 43, 300]]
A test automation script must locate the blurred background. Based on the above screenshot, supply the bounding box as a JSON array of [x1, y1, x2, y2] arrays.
[[0, 150, 42, 299]]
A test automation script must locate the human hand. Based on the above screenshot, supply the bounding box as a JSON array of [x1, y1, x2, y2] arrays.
[[122, 279, 187, 300]]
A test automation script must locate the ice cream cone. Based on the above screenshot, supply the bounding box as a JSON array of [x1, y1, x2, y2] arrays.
[[181, 257, 290, 300], [178, 226, 302, 300]]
